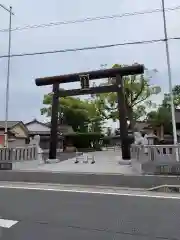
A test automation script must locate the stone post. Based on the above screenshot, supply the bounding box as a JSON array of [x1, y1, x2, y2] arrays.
[[146, 133, 157, 161]]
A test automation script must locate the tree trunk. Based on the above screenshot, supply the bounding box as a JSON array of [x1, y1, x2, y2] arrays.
[[127, 106, 136, 131]]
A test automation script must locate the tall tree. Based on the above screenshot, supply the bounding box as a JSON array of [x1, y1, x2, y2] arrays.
[[146, 106, 171, 132], [41, 93, 105, 133], [147, 84, 180, 134], [162, 85, 180, 108], [96, 63, 161, 129]]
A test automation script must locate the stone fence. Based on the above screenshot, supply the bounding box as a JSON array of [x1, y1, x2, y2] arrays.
[[131, 144, 180, 162], [131, 144, 180, 175], [0, 145, 38, 162]]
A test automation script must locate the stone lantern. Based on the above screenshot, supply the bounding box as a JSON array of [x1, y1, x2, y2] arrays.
[[143, 126, 158, 145]]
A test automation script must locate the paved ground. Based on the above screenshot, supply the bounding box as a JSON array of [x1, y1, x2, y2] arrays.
[[12, 150, 137, 175], [0, 182, 180, 239]]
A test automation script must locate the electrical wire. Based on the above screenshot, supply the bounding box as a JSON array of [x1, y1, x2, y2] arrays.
[[0, 37, 180, 59], [0, 5, 180, 33]]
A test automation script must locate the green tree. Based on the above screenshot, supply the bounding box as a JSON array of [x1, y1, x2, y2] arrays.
[[41, 93, 105, 133], [96, 63, 161, 129], [146, 85, 180, 134], [83, 99, 105, 133], [162, 85, 180, 108], [146, 106, 171, 132], [146, 83, 180, 134]]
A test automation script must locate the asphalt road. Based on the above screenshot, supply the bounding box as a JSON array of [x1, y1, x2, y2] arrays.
[[0, 187, 180, 239]]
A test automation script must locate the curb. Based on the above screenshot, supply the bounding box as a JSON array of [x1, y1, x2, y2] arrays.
[[0, 171, 180, 188]]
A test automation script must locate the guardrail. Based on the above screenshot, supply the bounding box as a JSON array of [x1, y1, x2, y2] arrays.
[[131, 144, 180, 162], [0, 145, 38, 162]]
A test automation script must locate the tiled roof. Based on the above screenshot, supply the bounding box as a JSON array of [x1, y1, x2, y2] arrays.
[[29, 131, 51, 135], [25, 119, 51, 128], [0, 121, 20, 128], [29, 131, 63, 138]]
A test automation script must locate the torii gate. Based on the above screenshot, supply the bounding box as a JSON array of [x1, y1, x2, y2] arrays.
[[35, 64, 144, 160]]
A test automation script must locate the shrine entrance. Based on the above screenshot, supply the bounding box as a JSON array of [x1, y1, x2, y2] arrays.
[[35, 64, 144, 160]]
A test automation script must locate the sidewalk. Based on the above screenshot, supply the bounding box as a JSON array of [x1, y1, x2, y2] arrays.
[[2, 150, 179, 188], [12, 151, 137, 175]]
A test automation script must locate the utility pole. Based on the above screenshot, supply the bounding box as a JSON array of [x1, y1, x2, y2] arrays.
[[0, 4, 14, 147], [161, 0, 179, 161]]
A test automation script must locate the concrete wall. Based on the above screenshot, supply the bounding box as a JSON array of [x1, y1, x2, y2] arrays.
[[0, 130, 27, 148], [8, 139, 27, 148], [0, 171, 180, 188]]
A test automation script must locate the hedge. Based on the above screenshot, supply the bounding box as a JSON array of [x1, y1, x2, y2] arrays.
[[64, 132, 104, 149]]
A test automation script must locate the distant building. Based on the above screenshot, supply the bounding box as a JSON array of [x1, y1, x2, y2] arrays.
[[110, 109, 180, 144], [0, 121, 29, 147], [0, 118, 75, 149], [25, 119, 74, 149], [134, 109, 180, 142]]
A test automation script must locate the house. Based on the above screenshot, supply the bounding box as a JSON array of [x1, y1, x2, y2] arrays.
[[134, 109, 180, 142], [0, 118, 75, 149], [0, 121, 29, 147], [45, 122, 74, 135], [25, 119, 60, 149], [25, 119, 74, 149]]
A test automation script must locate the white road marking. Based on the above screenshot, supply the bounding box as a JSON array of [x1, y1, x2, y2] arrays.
[[0, 219, 18, 228], [0, 184, 179, 200]]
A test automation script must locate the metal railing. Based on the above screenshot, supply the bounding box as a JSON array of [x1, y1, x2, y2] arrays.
[[0, 145, 38, 162], [131, 144, 180, 162]]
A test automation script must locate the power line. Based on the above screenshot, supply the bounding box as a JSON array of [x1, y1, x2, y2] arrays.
[[0, 5, 180, 33], [0, 37, 179, 59]]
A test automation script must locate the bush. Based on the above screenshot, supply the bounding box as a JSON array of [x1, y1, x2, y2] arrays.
[[64, 132, 104, 149]]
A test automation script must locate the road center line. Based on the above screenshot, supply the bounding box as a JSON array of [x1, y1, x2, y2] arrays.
[[0, 184, 179, 199], [0, 219, 18, 228]]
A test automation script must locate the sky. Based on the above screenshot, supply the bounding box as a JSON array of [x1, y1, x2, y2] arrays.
[[0, 0, 180, 129]]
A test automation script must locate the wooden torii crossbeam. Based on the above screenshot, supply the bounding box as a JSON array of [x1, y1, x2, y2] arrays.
[[35, 65, 144, 86], [35, 64, 144, 160]]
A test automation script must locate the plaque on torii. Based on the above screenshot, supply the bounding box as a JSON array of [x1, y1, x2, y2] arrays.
[[79, 74, 90, 89]]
